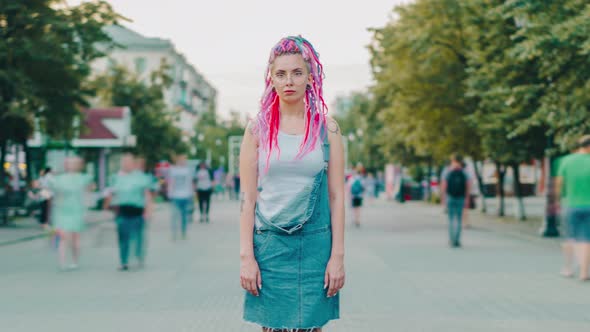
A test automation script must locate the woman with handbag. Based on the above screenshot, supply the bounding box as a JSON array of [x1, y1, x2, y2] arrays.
[[106, 154, 153, 271], [240, 36, 345, 331]]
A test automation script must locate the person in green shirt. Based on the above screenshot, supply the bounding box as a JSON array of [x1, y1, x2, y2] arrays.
[[106, 154, 153, 271], [556, 135, 590, 281], [48, 157, 93, 270]]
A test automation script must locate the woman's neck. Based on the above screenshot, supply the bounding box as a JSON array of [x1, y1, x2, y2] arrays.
[[279, 99, 305, 119]]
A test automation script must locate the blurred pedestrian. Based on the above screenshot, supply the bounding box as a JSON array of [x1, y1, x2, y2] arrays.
[[556, 135, 590, 281], [195, 162, 213, 223], [213, 165, 226, 200], [106, 154, 153, 271], [38, 167, 53, 230], [441, 154, 470, 248], [135, 157, 159, 197], [134, 157, 156, 257], [460, 160, 473, 229], [167, 154, 195, 240], [376, 171, 385, 198], [25, 180, 42, 217], [240, 36, 344, 330], [365, 172, 377, 204], [48, 157, 93, 270], [350, 167, 365, 227]]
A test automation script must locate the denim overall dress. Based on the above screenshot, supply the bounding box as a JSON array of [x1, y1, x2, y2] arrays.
[[243, 129, 340, 330]]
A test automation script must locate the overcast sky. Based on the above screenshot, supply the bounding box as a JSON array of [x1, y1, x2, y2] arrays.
[[68, 0, 409, 118]]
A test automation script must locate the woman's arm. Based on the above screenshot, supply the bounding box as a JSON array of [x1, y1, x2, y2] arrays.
[[239, 123, 261, 296], [326, 117, 345, 256], [325, 116, 346, 297]]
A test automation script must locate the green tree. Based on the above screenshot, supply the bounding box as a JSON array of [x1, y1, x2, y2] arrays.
[[0, 0, 121, 184], [503, 0, 590, 150], [334, 92, 371, 169], [89, 63, 187, 169], [192, 109, 246, 170], [369, 0, 481, 168], [464, 0, 550, 218]]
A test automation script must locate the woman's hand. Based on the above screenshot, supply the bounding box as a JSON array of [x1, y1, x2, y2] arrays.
[[240, 255, 262, 296], [324, 255, 345, 297]]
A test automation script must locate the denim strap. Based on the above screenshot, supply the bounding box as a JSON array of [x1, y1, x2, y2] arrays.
[[255, 123, 331, 234]]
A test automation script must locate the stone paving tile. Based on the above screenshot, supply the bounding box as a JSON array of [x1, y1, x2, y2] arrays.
[[0, 199, 588, 331]]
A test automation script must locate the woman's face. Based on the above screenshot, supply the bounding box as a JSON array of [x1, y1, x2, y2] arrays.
[[64, 157, 82, 172], [121, 155, 135, 172], [271, 54, 311, 104], [175, 155, 187, 165]]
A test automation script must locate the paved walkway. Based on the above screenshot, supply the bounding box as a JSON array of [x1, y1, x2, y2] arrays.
[[0, 209, 111, 247], [482, 196, 546, 219], [0, 194, 106, 246], [1, 199, 588, 331]]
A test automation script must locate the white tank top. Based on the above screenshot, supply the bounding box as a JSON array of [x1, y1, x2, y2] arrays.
[[255, 131, 324, 228]]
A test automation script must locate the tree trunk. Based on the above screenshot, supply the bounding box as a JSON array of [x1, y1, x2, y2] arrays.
[[473, 160, 487, 213], [13, 143, 20, 190], [511, 162, 526, 221], [437, 165, 445, 204], [495, 161, 506, 217], [542, 154, 559, 237], [23, 140, 32, 185]]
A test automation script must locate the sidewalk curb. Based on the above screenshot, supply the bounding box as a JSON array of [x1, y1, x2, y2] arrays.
[[0, 213, 110, 248], [0, 204, 166, 247], [0, 232, 50, 247], [417, 202, 563, 248]]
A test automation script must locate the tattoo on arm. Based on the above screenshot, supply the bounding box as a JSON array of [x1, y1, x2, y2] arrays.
[[327, 119, 340, 135], [240, 194, 245, 212]]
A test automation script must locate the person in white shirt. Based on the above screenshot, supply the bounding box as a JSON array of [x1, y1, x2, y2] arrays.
[[167, 155, 195, 240], [349, 168, 366, 227], [195, 162, 213, 223]]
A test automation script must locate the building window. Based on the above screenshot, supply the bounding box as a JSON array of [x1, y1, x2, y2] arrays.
[[134, 57, 147, 74], [179, 83, 187, 105]]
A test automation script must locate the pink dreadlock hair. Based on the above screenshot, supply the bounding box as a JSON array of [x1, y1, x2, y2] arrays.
[[254, 36, 328, 173]]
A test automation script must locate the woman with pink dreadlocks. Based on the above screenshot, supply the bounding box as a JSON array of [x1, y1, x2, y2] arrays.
[[239, 36, 345, 331]]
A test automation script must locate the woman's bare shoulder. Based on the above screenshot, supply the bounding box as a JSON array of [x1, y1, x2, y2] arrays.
[[325, 116, 342, 142], [243, 120, 259, 147]]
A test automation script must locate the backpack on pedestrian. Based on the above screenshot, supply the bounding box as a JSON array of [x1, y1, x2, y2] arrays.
[[446, 169, 467, 197], [351, 178, 364, 197]]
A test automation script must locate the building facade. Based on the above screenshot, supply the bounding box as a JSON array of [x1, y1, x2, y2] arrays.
[[93, 25, 217, 140]]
